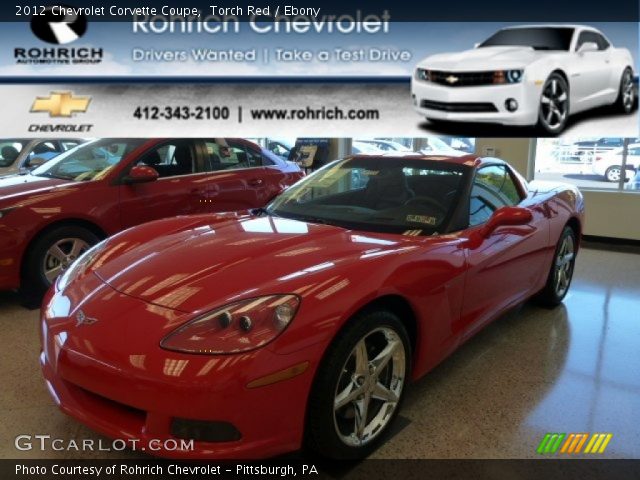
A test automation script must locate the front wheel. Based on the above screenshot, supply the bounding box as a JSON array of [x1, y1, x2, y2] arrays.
[[22, 225, 100, 301], [305, 310, 410, 459], [535, 226, 577, 307], [537, 73, 570, 135], [613, 67, 635, 114]]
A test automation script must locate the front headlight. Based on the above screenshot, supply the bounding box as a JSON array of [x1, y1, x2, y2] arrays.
[[56, 240, 107, 291], [415, 68, 430, 81], [493, 69, 524, 84], [161, 294, 301, 354]]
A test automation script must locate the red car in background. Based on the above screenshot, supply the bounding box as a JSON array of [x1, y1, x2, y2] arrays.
[[41, 154, 583, 459], [0, 138, 302, 297]]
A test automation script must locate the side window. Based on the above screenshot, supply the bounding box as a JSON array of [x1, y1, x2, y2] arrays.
[[136, 140, 195, 178], [576, 31, 608, 51], [469, 165, 522, 226], [204, 141, 264, 171]]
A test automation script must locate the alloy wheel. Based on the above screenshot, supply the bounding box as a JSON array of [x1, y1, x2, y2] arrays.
[[607, 167, 622, 183], [43, 238, 89, 284], [333, 327, 406, 447], [554, 234, 575, 297], [622, 70, 635, 111], [540, 78, 568, 131]]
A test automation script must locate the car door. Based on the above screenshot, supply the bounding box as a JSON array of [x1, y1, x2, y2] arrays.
[[194, 139, 286, 211], [118, 139, 207, 229], [459, 165, 548, 339], [571, 31, 613, 109]]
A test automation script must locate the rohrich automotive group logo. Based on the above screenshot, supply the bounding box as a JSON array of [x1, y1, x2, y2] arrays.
[[29, 91, 94, 133], [31, 6, 87, 44], [14, 5, 102, 65]]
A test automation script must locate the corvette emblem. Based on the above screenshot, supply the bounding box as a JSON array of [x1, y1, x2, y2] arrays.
[[445, 75, 459, 84], [75, 310, 98, 327]]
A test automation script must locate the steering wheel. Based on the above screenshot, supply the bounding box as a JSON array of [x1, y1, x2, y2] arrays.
[[404, 196, 447, 214]]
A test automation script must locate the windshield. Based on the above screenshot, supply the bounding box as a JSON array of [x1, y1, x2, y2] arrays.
[[32, 139, 144, 181], [267, 157, 466, 235], [479, 27, 574, 51], [0, 139, 28, 167]]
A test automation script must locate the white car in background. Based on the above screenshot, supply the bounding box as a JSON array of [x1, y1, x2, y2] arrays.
[[419, 137, 467, 156], [412, 25, 636, 135], [0, 138, 84, 176], [592, 143, 640, 182]]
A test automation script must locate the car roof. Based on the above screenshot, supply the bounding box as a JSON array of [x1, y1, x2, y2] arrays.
[[502, 24, 597, 31], [348, 153, 504, 169]]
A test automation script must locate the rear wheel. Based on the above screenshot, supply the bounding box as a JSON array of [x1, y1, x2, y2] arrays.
[[605, 166, 623, 183], [306, 310, 410, 459], [613, 67, 635, 114], [537, 73, 570, 135], [22, 225, 99, 301], [536, 226, 577, 307]]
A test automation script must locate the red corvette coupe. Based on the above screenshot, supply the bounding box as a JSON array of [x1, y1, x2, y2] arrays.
[[0, 138, 302, 297], [40, 154, 584, 459]]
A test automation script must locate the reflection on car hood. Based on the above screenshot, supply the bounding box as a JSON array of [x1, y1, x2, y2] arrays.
[[418, 46, 548, 70], [92, 214, 415, 314], [0, 174, 72, 203]]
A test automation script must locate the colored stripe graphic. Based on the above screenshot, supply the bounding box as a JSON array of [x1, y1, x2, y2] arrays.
[[538, 433, 613, 454]]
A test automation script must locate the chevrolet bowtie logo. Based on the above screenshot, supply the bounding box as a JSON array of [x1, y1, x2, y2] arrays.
[[31, 91, 91, 117], [445, 75, 460, 84]]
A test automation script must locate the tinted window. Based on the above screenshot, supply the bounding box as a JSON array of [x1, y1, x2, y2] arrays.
[[204, 140, 264, 171], [576, 31, 610, 51], [33, 139, 144, 182], [469, 165, 522, 226], [0, 140, 27, 167], [479, 27, 574, 51], [268, 157, 465, 235], [137, 140, 196, 178]]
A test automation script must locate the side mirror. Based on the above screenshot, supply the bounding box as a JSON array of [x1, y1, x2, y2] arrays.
[[28, 156, 48, 169], [482, 206, 533, 238], [123, 165, 159, 184], [577, 42, 598, 54]]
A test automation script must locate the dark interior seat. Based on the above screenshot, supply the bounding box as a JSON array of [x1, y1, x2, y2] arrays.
[[1, 146, 20, 164], [363, 169, 415, 210]]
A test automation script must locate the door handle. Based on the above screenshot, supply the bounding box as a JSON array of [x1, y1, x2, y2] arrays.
[[248, 178, 264, 187]]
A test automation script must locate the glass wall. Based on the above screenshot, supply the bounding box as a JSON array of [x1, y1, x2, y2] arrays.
[[535, 137, 640, 192]]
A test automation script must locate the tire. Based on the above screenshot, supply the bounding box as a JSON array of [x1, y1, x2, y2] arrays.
[[613, 67, 635, 114], [535, 226, 577, 308], [537, 73, 570, 136], [605, 166, 623, 183], [22, 225, 100, 301], [305, 310, 411, 459]]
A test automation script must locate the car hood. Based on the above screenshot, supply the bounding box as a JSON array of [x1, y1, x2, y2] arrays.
[[418, 46, 545, 70], [0, 174, 72, 204], [92, 214, 415, 314]]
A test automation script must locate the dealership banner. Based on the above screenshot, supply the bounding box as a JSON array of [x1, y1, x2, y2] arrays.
[[1, 16, 638, 137]]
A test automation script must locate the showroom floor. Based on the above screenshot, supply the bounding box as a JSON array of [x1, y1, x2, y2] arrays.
[[0, 246, 638, 459]]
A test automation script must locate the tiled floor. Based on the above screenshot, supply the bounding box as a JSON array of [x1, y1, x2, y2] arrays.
[[0, 247, 638, 459]]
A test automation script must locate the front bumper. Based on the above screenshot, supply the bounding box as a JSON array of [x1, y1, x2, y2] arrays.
[[411, 77, 541, 126], [39, 281, 320, 459]]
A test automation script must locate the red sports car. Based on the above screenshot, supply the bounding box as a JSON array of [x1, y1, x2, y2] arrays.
[[0, 138, 302, 297], [40, 154, 584, 459]]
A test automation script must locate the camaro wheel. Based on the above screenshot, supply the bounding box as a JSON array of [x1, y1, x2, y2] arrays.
[[536, 226, 577, 307], [23, 225, 100, 299], [614, 68, 635, 114], [605, 166, 623, 183], [306, 310, 410, 459], [537, 73, 570, 135]]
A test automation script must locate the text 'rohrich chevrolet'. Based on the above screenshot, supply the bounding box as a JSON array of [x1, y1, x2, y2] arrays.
[[412, 25, 636, 134], [41, 154, 584, 459]]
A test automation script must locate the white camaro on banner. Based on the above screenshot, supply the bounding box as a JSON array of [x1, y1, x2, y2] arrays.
[[412, 25, 636, 134]]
